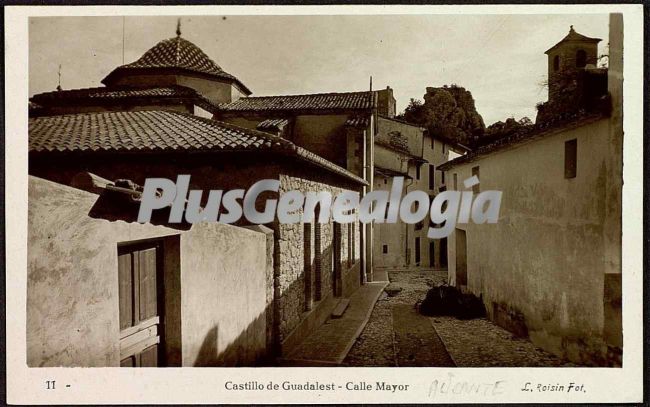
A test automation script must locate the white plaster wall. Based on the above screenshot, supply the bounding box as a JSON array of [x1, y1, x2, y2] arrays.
[[445, 117, 620, 364], [27, 176, 269, 367], [181, 223, 267, 366]]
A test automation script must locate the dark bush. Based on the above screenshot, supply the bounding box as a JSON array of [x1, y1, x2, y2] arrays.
[[418, 284, 486, 319]]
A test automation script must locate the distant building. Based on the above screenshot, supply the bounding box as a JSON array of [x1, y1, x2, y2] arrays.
[[214, 87, 400, 280], [538, 25, 608, 124], [371, 90, 465, 271], [440, 17, 623, 366], [372, 115, 452, 270]]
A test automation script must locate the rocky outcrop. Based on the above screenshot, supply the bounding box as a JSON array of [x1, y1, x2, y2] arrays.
[[398, 85, 485, 146]]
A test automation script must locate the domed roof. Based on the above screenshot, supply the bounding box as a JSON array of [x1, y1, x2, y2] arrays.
[[102, 36, 251, 94]]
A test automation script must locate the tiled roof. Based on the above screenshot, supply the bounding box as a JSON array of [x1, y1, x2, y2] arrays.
[[102, 36, 251, 94], [345, 115, 370, 128], [257, 118, 289, 131], [545, 27, 601, 54], [30, 86, 220, 113], [32, 86, 197, 102], [29, 110, 366, 185], [218, 91, 374, 113], [29, 110, 275, 153]]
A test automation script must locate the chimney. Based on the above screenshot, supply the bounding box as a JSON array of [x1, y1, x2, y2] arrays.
[[375, 86, 396, 118]]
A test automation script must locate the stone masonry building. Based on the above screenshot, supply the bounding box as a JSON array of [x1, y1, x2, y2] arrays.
[[28, 29, 370, 365]]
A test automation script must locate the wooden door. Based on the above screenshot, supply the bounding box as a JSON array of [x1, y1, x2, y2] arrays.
[[118, 242, 164, 367]]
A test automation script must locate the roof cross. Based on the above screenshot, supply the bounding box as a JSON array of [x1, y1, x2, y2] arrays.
[[176, 18, 181, 37]]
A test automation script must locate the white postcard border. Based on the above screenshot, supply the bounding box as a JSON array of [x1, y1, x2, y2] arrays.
[[5, 4, 644, 404]]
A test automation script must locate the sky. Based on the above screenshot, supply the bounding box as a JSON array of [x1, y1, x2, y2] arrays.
[[29, 14, 609, 125]]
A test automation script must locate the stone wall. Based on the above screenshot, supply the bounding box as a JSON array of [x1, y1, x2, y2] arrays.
[[275, 174, 362, 344], [29, 152, 366, 359]]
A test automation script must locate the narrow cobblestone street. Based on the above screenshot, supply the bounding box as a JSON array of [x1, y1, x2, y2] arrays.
[[344, 270, 571, 367]]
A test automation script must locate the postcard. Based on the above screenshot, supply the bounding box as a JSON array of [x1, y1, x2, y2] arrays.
[[5, 4, 644, 404]]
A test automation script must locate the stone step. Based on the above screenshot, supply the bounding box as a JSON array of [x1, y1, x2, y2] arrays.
[[331, 298, 350, 319]]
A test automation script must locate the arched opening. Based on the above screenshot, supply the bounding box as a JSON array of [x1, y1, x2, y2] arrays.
[[553, 55, 560, 72], [576, 49, 587, 68]]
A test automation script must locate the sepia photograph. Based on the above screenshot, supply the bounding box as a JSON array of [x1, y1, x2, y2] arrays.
[[4, 4, 644, 405], [26, 12, 623, 369]]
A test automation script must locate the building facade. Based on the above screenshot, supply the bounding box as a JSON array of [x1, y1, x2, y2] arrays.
[[440, 18, 623, 366], [27, 30, 370, 366], [372, 114, 452, 270]]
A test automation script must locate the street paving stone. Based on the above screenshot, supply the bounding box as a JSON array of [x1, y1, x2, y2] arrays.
[[432, 317, 573, 367], [345, 269, 572, 367], [393, 304, 455, 366], [344, 270, 448, 366]]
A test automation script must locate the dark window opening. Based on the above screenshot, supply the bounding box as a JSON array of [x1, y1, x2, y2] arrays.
[[332, 223, 342, 297], [565, 139, 577, 178], [314, 208, 322, 300], [429, 164, 435, 190], [416, 165, 421, 180], [351, 220, 356, 262], [303, 223, 313, 311], [453, 173, 458, 190], [471, 166, 480, 193], [576, 50, 587, 68], [382, 244, 388, 254], [347, 222, 352, 268], [553, 55, 560, 71], [415, 237, 421, 264]]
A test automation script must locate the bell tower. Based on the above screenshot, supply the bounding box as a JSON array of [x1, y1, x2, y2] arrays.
[[544, 26, 601, 102]]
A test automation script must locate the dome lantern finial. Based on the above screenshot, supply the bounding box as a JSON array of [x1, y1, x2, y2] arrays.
[[176, 18, 181, 37], [570, 25, 574, 32]]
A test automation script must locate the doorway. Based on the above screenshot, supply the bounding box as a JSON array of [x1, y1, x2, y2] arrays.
[[429, 241, 435, 267], [415, 237, 421, 265], [118, 241, 165, 367], [332, 223, 342, 297], [455, 230, 467, 287], [440, 238, 448, 268]]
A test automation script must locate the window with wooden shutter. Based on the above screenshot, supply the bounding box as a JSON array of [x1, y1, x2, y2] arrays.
[[565, 139, 577, 178]]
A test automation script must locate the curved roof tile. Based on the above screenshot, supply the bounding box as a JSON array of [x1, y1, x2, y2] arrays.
[[28, 110, 366, 185], [219, 91, 373, 112], [102, 36, 251, 94]]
